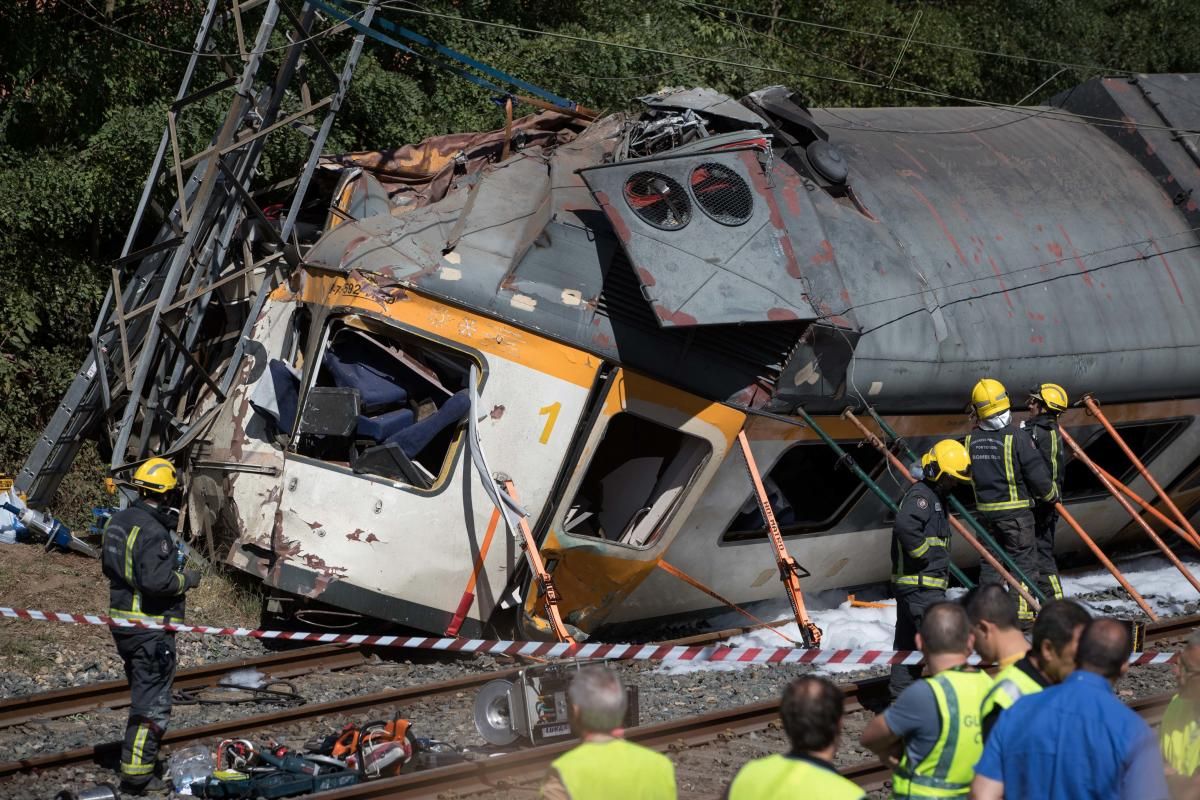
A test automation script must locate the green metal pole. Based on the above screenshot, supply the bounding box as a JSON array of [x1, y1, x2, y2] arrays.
[[790, 407, 975, 590], [864, 408, 1047, 604]]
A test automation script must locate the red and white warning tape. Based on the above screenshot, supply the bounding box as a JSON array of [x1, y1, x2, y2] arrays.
[[0, 606, 1178, 666]]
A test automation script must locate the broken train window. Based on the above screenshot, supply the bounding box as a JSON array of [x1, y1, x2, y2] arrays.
[[1060, 418, 1190, 502], [561, 413, 711, 548], [722, 440, 887, 541], [284, 317, 473, 489]]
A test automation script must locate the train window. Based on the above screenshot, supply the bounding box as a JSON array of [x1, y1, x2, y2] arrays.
[[722, 441, 887, 542], [1061, 419, 1190, 501], [288, 319, 474, 489], [561, 413, 711, 548]]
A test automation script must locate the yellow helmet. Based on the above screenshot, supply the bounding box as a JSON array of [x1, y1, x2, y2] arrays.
[[1030, 382, 1068, 413], [970, 378, 1009, 419], [924, 439, 972, 482], [131, 458, 178, 494]]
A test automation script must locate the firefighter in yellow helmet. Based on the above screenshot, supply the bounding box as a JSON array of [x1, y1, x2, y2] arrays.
[[966, 379, 1056, 624], [1022, 383, 1069, 600], [888, 439, 971, 699], [101, 457, 201, 795]]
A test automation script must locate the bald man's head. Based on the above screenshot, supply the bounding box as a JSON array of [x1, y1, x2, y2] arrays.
[[919, 602, 972, 656], [1076, 617, 1133, 680]]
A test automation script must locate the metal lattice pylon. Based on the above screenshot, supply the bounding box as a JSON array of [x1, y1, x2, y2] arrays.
[[18, 0, 380, 506]]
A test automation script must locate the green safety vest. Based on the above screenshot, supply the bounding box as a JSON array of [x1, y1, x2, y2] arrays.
[[729, 753, 865, 800], [980, 660, 1046, 726], [893, 667, 992, 799], [550, 739, 676, 800], [1160, 694, 1200, 778]]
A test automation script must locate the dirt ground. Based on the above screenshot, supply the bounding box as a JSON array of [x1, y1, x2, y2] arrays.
[[0, 539, 262, 691]]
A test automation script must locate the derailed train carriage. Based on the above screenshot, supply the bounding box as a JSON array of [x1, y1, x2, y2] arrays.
[[176, 73, 1200, 639]]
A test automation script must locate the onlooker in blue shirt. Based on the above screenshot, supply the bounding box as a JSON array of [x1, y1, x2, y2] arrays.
[[971, 616, 1169, 800]]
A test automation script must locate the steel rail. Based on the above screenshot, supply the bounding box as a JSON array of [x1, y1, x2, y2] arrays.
[[0, 644, 369, 729], [0, 667, 520, 778], [1, 613, 1192, 780]]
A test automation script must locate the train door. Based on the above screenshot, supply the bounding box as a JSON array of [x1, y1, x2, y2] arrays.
[[521, 367, 745, 637]]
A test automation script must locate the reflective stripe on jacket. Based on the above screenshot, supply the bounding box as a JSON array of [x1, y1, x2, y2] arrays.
[[548, 738, 676, 800], [1023, 415, 1065, 499], [101, 501, 187, 623], [891, 481, 950, 588], [966, 425, 1056, 514], [980, 656, 1049, 741], [728, 753, 865, 800], [893, 666, 993, 798]]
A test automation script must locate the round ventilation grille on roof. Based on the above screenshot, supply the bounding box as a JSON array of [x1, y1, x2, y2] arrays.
[[623, 172, 691, 230], [689, 163, 753, 226]]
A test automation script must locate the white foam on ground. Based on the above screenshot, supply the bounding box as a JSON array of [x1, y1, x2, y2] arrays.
[[657, 553, 1198, 674]]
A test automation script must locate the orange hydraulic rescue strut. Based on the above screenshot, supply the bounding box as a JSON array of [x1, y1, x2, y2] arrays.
[[841, 409, 1042, 614], [502, 477, 572, 642], [736, 430, 823, 648], [1082, 459, 1200, 552], [1082, 395, 1200, 548], [1059, 427, 1200, 595]]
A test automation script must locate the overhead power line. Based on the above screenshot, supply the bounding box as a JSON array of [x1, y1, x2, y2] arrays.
[[351, 0, 1200, 137], [686, 0, 1128, 77]]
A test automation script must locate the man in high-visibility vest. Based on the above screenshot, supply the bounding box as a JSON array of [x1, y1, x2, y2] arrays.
[[967, 378, 1057, 624], [978, 598, 1090, 740], [966, 583, 1030, 671], [725, 676, 865, 799], [539, 667, 675, 800], [1163, 630, 1200, 798], [861, 602, 992, 799], [1023, 383, 1070, 600], [889, 439, 972, 700]]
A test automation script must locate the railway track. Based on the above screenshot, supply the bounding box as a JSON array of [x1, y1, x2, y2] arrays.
[[0, 612, 1192, 785], [0, 644, 370, 729]]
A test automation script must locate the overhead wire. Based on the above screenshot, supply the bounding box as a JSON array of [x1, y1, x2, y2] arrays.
[[337, 0, 1200, 137], [685, 0, 1130, 77], [60, 0, 363, 58], [854, 239, 1200, 338]]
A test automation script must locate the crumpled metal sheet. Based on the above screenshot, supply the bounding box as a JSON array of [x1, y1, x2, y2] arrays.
[[320, 110, 584, 210]]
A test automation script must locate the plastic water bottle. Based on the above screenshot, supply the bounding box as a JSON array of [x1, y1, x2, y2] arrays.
[[166, 744, 212, 794]]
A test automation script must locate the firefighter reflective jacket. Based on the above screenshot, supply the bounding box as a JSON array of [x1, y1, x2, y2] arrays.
[[891, 481, 951, 590], [102, 500, 190, 623], [966, 425, 1056, 514], [1023, 414, 1065, 500], [892, 666, 993, 798]]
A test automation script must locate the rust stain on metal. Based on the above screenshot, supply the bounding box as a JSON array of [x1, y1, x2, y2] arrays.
[[894, 142, 928, 173], [346, 529, 364, 542], [594, 191, 631, 243], [1027, 311, 1046, 321], [365, 533, 383, 544], [653, 304, 698, 326], [490, 404, 506, 419], [811, 239, 834, 266], [636, 267, 657, 287], [909, 186, 967, 268], [739, 150, 802, 279], [1056, 225, 1095, 288], [767, 307, 799, 321], [1148, 237, 1186, 305]]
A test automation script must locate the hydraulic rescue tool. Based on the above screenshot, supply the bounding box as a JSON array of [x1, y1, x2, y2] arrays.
[[1, 502, 98, 558]]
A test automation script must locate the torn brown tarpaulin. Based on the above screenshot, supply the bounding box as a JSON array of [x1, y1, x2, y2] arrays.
[[320, 111, 585, 210]]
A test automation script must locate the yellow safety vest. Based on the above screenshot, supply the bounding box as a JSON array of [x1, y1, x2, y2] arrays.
[[1161, 694, 1200, 778], [893, 667, 992, 798], [549, 739, 676, 800], [729, 753, 864, 800], [980, 660, 1045, 728]]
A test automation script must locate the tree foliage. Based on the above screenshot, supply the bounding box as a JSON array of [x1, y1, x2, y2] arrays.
[[1, 0, 1198, 513]]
